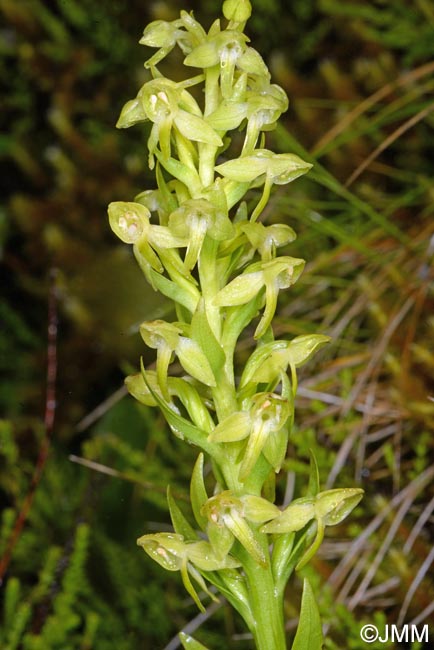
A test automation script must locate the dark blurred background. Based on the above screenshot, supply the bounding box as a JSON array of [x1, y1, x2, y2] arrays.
[[1, 1, 433, 648]]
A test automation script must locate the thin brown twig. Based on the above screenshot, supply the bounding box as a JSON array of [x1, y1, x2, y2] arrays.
[[75, 384, 128, 432], [0, 269, 59, 584], [68, 455, 189, 502], [348, 492, 416, 609], [329, 465, 434, 594], [341, 295, 415, 415], [397, 545, 434, 626], [312, 61, 434, 155], [345, 101, 434, 187]]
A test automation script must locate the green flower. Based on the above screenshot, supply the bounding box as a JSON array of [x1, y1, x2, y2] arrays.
[[223, 0, 252, 23], [117, 79, 222, 168], [240, 334, 331, 389], [240, 222, 296, 262], [108, 201, 187, 275], [137, 532, 240, 611], [140, 321, 182, 400], [261, 488, 364, 569], [209, 392, 291, 480], [200, 491, 279, 566], [139, 18, 192, 68], [242, 84, 288, 154], [169, 198, 233, 270], [206, 82, 287, 153], [213, 256, 305, 338], [215, 149, 312, 221], [139, 10, 210, 69], [184, 30, 251, 98], [140, 319, 217, 392]]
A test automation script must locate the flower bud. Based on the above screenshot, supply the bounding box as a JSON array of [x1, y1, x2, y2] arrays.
[[223, 0, 252, 23]]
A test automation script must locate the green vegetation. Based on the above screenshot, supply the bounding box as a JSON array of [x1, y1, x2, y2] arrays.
[[1, 0, 433, 648]]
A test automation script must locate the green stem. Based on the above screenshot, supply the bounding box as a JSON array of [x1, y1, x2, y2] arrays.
[[241, 540, 287, 650]]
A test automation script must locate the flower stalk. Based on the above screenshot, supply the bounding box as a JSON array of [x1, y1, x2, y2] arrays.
[[109, 1, 363, 648]]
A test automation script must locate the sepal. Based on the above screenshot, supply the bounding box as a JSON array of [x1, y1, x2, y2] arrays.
[[167, 485, 199, 541], [108, 201, 150, 244], [183, 31, 249, 69], [213, 270, 264, 307], [241, 495, 280, 523], [208, 411, 251, 443], [116, 98, 147, 129], [137, 532, 185, 571]]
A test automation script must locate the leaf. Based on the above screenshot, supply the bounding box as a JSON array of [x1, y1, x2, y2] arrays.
[[291, 578, 323, 650], [146, 267, 200, 314], [173, 378, 215, 432], [140, 360, 216, 455], [191, 300, 226, 377], [167, 486, 199, 541], [190, 454, 209, 531], [177, 337, 217, 387], [179, 631, 211, 650], [307, 450, 320, 497]]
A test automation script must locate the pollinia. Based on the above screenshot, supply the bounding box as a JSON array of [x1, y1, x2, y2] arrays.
[[108, 1, 363, 648]]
